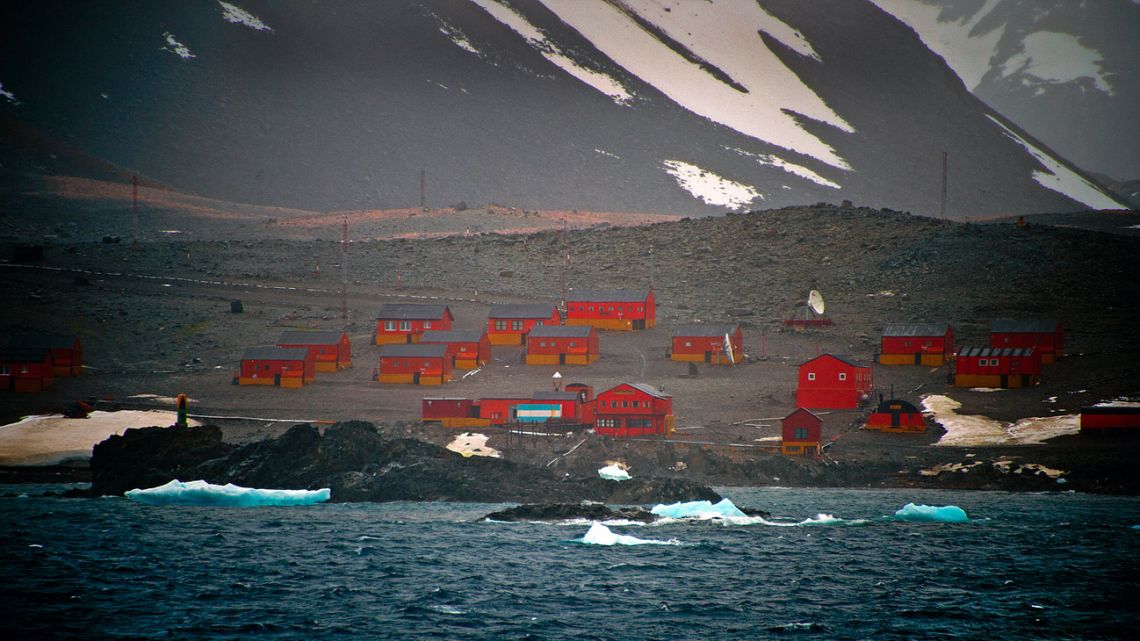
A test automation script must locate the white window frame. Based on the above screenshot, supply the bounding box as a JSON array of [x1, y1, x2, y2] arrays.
[[807, 372, 816, 381]]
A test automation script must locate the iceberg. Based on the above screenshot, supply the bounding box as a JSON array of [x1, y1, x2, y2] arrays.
[[893, 502, 968, 523], [597, 464, 631, 481], [579, 523, 677, 546], [125, 480, 331, 507], [651, 498, 747, 519]]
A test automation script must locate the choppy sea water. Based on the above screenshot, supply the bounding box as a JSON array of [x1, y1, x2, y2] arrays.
[[2, 487, 1137, 640]]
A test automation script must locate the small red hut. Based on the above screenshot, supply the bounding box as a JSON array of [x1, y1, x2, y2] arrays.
[[277, 330, 352, 372], [565, 289, 655, 331], [865, 397, 926, 433], [1079, 406, 1140, 435], [377, 343, 453, 385], [670, 324, 743, 365], [8, 334, 82, 376], [594, 383, 674, 437], [487, 303, 561, 345], [796, 354, 873, 410], [419, 329, 491, 369], [879, 322, 953, 366], [375, 303, 454, 345], [238, 346, 316, 388], [781, 408, 823, 456], [0, 347, 55, 392], [953, 347, 1041, 388], [525, 325, 599, 366], [990, 319, 1063, 363]]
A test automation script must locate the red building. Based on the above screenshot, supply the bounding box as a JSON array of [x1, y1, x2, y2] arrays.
[[565, 289, 655, 331], [237, 346, 316, 388], [1079, 406, 1140, 435], [865, 397, 926, 433], [796, 354, 873, 409], [487, 303, 561, 345], [954, 347, 1041, 388], [377, 343, 453, 385], [594, 383, 674, 437], [277, 330, 352, 372], [879, 322, 953, 366], [0, 347, 55, 392], [670, 324, 743, 365], [990, 319, 1063, 363], [525, 325, 599, 366], [419, 329, 491, 369], [422, 397, 488, 428], [8, 334, 82, 376], [375, 303, 453, 345], [781, 408, 823, 456]]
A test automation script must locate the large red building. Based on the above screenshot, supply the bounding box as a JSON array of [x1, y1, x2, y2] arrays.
[[525, 325, 599, 366], [375, 303, 454, 345], [277, 330, 352, 372], [8, 334, 82, 376], [796, 354, 873, 410], [670, 324, 743, 365], [237, 346, 316, 388], [565, 290, 655, 331], [781, 408, 822, 456], [377, 343, 453, 385], [0, 347, 55, 392], [990, 319, 1063, 363], [594, 383, 674, 437], [419, 329, 491, 369], [879, 322, 953, 366], [486, 303, 561, 345], [953, 347, 1041, 388]]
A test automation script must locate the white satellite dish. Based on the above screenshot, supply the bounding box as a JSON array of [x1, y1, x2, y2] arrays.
[[807, 290, 825, 316], [723, 333, 735, 364]]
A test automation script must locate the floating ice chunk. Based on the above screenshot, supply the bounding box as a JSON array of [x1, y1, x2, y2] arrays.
[[218, 1, 273, 32], [579, 523, 677, 546], [598, 464, 630, 481], [125, 480, 330, 506], [893, 502, 968, 523], [651, 498, 747, 519]]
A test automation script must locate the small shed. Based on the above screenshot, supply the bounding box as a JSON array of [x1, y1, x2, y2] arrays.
[[670, 323, 743, 365], [525, 325, 599, 366], [377, 343, 453, 385], [419, 329, 491, 369], [879, 322, 953, 366], [781, 408, 823, 456], [953, 347, 1041, 388], [1079, 406, 1140, 435], [8, 334, 82, 376], [277, 330, 352, 372], [0, 347, 55, 392], [486, 303, 561, 345], [238, 346, 316, 388], [796, 354, 873, 409], [375, 303, 454, 345], [865, 397, 926, 433], [594, 383, 674, 437], [990, 319, 1063, 363], [565, 289, 655, 331]]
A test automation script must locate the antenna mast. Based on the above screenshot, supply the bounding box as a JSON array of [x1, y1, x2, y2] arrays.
[[341, 215, 348, 322]]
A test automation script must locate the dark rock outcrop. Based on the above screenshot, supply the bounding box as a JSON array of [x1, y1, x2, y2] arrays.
[[82, 421, 721, 504], [484, 503, 658, 523]]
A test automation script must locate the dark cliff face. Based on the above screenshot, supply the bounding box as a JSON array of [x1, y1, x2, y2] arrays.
[[83, 421, 720, 504]]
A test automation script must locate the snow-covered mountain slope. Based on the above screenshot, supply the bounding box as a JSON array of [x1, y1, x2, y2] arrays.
[[0, 0, 1128, 218], [871, 0, 1140, 183]]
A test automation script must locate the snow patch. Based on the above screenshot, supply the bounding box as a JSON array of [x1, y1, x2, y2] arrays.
[[923, 394, 1079, 446], [1, 83, 20, 105], [594, 148, 620, 160], [438, 24, 481, 55], [579, 523, 679, 546], [125, 479, 330, 506], [162, 32, 195, 59], [1000, 31, 1113, 95], [219, 2, 273, 32], [598, 463, 630, 481], [446, 432, 501, 458], [0, 411, 200, 466], [662, 159, 761, 210], [727, 147, 841, 189]]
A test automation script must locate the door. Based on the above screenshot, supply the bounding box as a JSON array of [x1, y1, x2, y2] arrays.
[[892, 413, 900, 427], [1000, 374, 1008, 388], [560, 354, 566, 365], [914, 353, 922, 365], [273, 373, 281, 386], [413, 372, 421, 384], [705, 351, 712, 363], [634, 319, 645, 330]]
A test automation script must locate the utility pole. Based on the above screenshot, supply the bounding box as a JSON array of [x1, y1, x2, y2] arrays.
[[940, 151, 948, 222], [341, 215, 348, 322]]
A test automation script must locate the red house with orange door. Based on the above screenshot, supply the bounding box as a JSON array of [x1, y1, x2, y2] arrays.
[[525, 325, 599, 365], [277, 330, 352, 372], [594, 383, 674, 437], [781, 408, 822, 456], [865, 397, 926, 433], [377, 343, 453, 385], [0, 347, 55, 392], [796, 354, 873, 409], [565, 289, 655, 331], [670, 324, 743, 365], [990, 319, 1063, 363], [953, 347, 1041, 388], [375, 303, 453, 345], [237, 346, 316, 388], [419, 329, 491, 369], [8, 334, 82, 376], [879, 322, 953, 366], [487, 303, 561, 345]]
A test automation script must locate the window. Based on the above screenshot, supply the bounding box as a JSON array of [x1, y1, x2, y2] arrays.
[[385, 321, 396, 331], [597, 418, 616, 428], [494, 320, 507, 331], [540, 341, 547, 348], [569, 341, 576, 347], [628, 419, 651, 428], [839, 372, 847, 381], [422, 361, 431, 368], [511, 320, 524, 331], [622, 401, 628, 408], [399, 321, 411, 331], [979, 359, 988, 366], [684, 341, 692, 347], [588, 306, 595, 312], [423, 321, 432, 329], [904, 340, 912, 347], [610, 400, 618, 408], [785, 445, 800, 453], [637, 306, 643, 313], [795, 427, 809, 439], [0, 365, 9, 375], [807, 372, 816, 381]]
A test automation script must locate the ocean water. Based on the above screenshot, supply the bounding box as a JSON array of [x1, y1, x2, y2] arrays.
[[2, 487, 1137, 640]]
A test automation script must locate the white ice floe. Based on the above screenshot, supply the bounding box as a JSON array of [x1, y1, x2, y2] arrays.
[[727, 146, 841, 189], [651, 498, 747, 520], [535, 0, 852, 169], [662, 159, 761, 209], [1000, 31, 1113, 95], [578, 522, 679, 546], [893, 503, 969, 523], [0, 411, 199, 466], [922, 395, 1079, 446], [986, 115, 1126, 210], [594, 148, 620, 160], [0, 83, 18, 105], [438, 23, 481, 55], [446, 432, 501, 458], [598, 464, 631, 481], [125, 479, 330, 506], [470, 0, 633, 106], [162, 32, 195, 59], [218, 1, 273, 32]]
